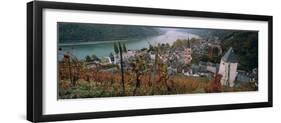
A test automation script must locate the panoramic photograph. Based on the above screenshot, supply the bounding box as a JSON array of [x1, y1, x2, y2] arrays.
[[57, 22, 258, 99]]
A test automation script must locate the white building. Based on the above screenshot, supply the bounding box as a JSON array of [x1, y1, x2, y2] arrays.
[[218, 47, 238, 87], [100, 57, 112, 65], [123, 50, 136, 59], [113, 54, 120, 64], [206, 64, 218, 73]]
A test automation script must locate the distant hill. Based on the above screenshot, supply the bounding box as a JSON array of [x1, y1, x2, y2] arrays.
[[58, 22, 163, 43], [183, 28, 235, 41]]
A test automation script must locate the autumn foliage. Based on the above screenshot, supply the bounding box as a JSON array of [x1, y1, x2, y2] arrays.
[[58, 55, 256, 99]]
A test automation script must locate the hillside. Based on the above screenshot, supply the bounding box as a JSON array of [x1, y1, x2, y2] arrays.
[[184, 28, 235, 41], [222, 31, 258, 71], [58, 22, 163, 43], [187, 29, 258, 71]]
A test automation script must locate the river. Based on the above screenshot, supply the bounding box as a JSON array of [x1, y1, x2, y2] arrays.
[[58, 30, 200, 60]]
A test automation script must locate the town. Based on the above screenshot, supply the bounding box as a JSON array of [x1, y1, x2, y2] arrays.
[[58, 37, 258, 99], [90, 38, 257, 86]]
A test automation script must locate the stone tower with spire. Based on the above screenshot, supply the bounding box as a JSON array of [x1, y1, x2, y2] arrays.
[[218, 47, 238, 87], [183, 38, 192, 64]]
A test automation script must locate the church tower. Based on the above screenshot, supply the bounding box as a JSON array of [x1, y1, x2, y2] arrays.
[[218, 47, 238, 87], [183, 38, 192, 64]]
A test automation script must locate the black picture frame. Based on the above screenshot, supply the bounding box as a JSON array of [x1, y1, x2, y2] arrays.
[[27, 1, 273, 122]]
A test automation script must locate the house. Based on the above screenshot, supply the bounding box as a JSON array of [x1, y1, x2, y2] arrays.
[[251, 68, 258, 82], [191, 64, 200, 74], [206, 62, 220, 73], [123, 50, 136, 60], [100, 57, 112, 65], [190, 64, 212, 78], [149, 53, 155, 60], [86, 61, 100, 69], [198, 61, 219, 74], [113, 54, 120, 64], [182, 67, 193, 76], [236, 70, 251, 83], [218, 47, 238, 87], [168, 67, 177, 75]]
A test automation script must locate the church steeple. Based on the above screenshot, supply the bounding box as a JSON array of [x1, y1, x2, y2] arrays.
[[221, 47, 238, 63], [183, 37, 192, 64], [187, 37, 191, 48]]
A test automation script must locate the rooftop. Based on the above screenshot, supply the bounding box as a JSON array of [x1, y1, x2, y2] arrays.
[[221, 47, 238, 63]]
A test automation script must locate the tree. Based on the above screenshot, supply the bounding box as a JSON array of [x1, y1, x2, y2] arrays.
[[118, 42, 125, 95], [114, 42, 119, 54], [85, 55, 91, 62], [148, 43, 154, 52], [63, 53, 79, 87], [91, 54, 100, 61], [158, 62, 171, 92], [150, 44, 159, 94], [165, 43, 170, 49], [122, 43, 127, 52], [64, 54, 73, 86], [172, 39, 184, 48], [131, 55, 147, 95], [205, 74, 222, 93], [109, 52, 114, 63]]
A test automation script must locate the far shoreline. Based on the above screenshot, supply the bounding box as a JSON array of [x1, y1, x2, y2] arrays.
[[58, 39, 128, 46]]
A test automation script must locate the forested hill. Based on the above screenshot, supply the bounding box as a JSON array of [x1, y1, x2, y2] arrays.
[[222, 31, 258, 71], [187, 29, 258, 71], [58, 22, 163, 43]]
